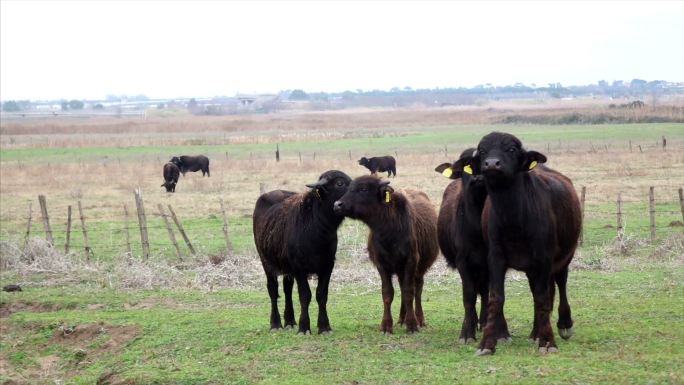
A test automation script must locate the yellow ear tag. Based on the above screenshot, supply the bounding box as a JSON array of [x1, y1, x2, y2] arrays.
[[385, 191, 391, 203], [463, 165, 473, 175], [529, 160, 538, 170], [314, 188, 321, 199], [442, 167, 453, 178]]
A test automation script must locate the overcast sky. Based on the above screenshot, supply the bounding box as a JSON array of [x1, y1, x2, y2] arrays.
[[1, 0, 683, 101]]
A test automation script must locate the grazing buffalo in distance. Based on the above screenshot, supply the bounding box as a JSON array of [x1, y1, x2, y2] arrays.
[[434, 149, 510, 344], [170, 155, 210, 177], [161, 162, 180, 193], [358, 156, 396, 177], [333, 176, 438, 333], [472, 132, 581, 356], [253, 170, 352, 334]]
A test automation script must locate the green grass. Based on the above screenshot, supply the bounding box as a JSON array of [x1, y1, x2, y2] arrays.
[[2, 123, 681, 163], [2, 267, 682, 384]]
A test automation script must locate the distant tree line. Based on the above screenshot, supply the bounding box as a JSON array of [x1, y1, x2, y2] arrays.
[[1, 80, 681, 113]]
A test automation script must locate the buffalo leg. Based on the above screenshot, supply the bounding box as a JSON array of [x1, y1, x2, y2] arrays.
[[477, 255, 506, 355], [294, 274, 312, 334], [379, 268, 394, 334], [555, 266, 574, 339], [283, 275, 296, 328], [459, 269, 478, 343], [397, 274, 406, 325], [399, 267, 418, 333], [532, 272, 557, 353], [266, 273, 282, 330], [526, 272, 540, 341], [414, 275, 425, 327], [316, 268, 333, 334]]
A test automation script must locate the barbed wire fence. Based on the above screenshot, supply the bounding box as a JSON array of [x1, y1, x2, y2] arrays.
[[6, 184, 682, 265]]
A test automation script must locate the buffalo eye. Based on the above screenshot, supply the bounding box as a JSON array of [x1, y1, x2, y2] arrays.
[[336, 180, 345, 187], [508, 147, 517, 153]]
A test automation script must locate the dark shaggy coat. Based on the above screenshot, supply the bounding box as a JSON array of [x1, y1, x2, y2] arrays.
[[253, 170, 351, 334], [333, 176, 438, 333]]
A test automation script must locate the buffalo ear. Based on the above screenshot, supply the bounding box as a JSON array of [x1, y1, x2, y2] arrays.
[[523, 151, 547, 171], [434, 162, 463, 179], [378, 180, 394, 203]]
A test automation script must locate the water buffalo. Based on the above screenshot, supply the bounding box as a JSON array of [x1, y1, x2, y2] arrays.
[[170, 155, 210, 177], [358, 156, 397, 177], [161, 162, 180, 192], [473, 132, 581, 356]]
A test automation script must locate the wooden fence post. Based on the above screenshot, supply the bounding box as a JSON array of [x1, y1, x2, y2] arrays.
[[38, 195, 53, 246], [219, 198, 234, 255], [123, 204, 132, 256], [579, 186, 586, 246], [648, 187, 656, 242], [276, 144, 280, 162], [23, 202, 32, 252], [348, 150, 352, 161], [299, 151, 302, 164], [158, 204, 182, 261], [679, 187, 684, 223], [167, 205, 196, 256], [444, 144, 447, 158], [134, 188, 150, 260], [65, 205, 72, 254], [78, 200, 92, 260], [313, 152, 316, 161], [616, 193, 625, 253]]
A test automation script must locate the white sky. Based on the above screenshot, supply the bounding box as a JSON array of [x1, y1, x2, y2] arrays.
[[1, 0, 683, 100]]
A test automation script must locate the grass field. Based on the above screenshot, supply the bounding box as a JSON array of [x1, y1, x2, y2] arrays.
[[1, 108, 683, 384], [1, 267, 683, 384]]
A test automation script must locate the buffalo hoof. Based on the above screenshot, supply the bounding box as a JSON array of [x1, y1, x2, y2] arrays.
[[539, 346, 559, 354], [270, 328, 281, 332], [498, 337, 512, 343], [559, 328, 574, 340], [319, 330, 332, 336], [283, 325, 294, 330], [528, 337, 540, 344], [458, 337, 476, 344], [297, 330, 311, 336], [475, 348, 493, 356]]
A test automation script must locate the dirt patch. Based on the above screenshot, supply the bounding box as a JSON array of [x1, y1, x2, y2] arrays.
[[51, 322, 140, 356], [669, 220, 683, 227], [0, 302, 62, 318]]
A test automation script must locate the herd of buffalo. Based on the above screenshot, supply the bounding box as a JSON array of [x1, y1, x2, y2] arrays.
[[165, 132, 581, 356]]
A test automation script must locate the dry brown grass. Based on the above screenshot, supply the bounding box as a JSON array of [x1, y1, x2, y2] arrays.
[[2, 96, 682, 149]]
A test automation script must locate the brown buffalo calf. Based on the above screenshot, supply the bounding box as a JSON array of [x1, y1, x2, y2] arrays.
[[334, 176, 438, 333]]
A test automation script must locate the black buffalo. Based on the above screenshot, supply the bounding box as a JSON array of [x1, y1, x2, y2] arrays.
[[435, 149, 510, 344], [473, 132, 581, 356], [161, 162, 180, 193], [253, 170, 352, 334], [358, 156, 397, 177], [170, 155, 210, 177]]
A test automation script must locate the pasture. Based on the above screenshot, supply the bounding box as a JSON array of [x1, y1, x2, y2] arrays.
[[1, 107, 683, 384]]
